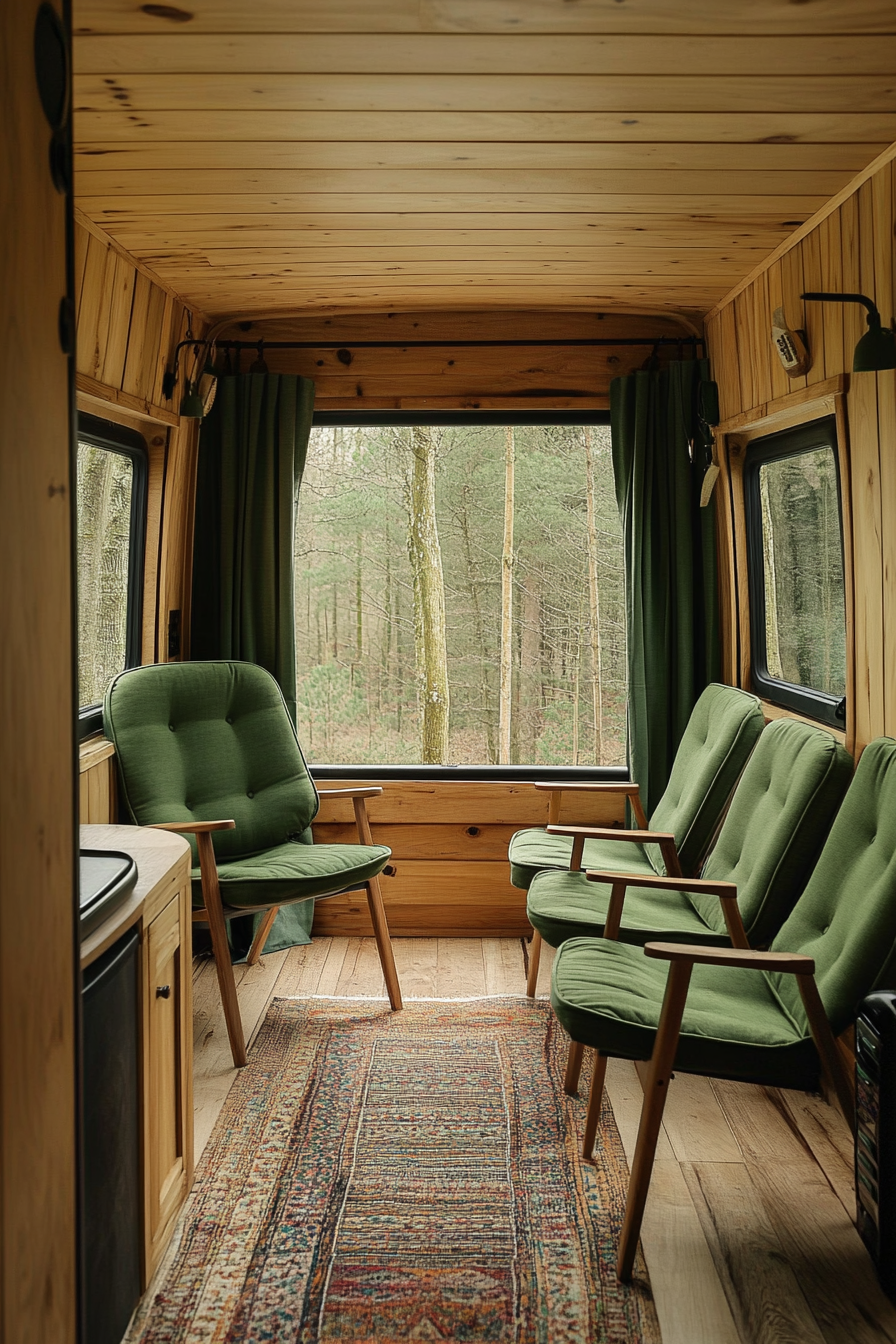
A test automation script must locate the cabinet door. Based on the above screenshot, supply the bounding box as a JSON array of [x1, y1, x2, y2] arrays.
[[143, 888, 192, 1280]]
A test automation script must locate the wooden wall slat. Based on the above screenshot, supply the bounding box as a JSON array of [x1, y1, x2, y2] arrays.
[[706, 146, 896, 755]]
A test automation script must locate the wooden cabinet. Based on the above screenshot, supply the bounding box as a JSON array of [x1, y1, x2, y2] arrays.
[[80, 824, 194, 1288], [142, 885, 193, 1281]]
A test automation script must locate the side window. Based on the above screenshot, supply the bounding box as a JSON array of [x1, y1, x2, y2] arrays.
[[76, 416, 147, 736], [744, 416, 847, 728]]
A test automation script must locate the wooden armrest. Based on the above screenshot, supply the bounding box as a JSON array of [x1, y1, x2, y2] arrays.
[[149, 820, 236, 834], [317, 787, 382, 799], [585, 871, 737, 899], [645, 942, 814, 974], [533, 781, 641, 794], [547, 824, 669, 843]]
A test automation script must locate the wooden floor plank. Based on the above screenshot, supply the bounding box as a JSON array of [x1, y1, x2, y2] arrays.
[[662, 1074, 742, 1164], [334, 936, 387, 997], [712, 1079, 816, 1163], [749, 1160, 896, 1344], [391, 935, 439, 996], [777, 1089, 856, 1218], [315, 936, 352, 994], [683, 1160, 826, 1344], [191, 949, 288, 1157], [481, 936, 526, 995], [435, 937, 486, 995], [604, 1058, 676, 1164], [640, 1162, 743, 1344], [268, 937, 333, 998]]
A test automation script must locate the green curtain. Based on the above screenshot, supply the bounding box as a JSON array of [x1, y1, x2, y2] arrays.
[[610, 358, 720, 817], [192, 372, 316, 959]]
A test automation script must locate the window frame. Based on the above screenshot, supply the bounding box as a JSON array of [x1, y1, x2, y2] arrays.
[[303, 409, 626, 782], [743, 415, 847, 729], [76, 414, 148, 739]]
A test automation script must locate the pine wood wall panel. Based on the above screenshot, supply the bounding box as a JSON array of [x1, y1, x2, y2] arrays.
[[706, 145, 896, 753], [311, 780, 625, 937], [1, 4, 78, 1339], [74, 213, 204, 667]]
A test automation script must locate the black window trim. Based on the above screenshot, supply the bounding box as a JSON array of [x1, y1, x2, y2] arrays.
[[744, 415, 847, 730], [305, 408, 627, 782], [77, 413, 148, 739]]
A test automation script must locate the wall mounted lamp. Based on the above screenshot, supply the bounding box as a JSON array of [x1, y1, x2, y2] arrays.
[[162, 336, 218, 418], [801, 292, 896, 372]]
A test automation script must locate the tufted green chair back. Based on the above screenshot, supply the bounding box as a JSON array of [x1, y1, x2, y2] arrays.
[[104, 661, 320, 865], [768, 737, 896, 1036], [646, 683, 765, 874], [691, 718, 853, 944]]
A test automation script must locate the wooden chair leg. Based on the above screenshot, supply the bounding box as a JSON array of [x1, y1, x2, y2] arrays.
[[526, 928, 543, 997], [246, 905, 280, 967], [196, 832, 247, 1069], [582, 1052, 609, 1157], [564, 1039, 585, 1095], [617, 960, 693, 1280], [365, 876, 403, 1011]]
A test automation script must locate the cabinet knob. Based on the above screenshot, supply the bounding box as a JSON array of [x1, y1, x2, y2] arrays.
[[156, 984, 171, 999]]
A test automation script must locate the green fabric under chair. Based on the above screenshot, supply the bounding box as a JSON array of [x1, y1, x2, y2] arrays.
[[551, 736, 896, 1281], [529, 716, 852, 951], [509, 683, 764, 892], [104, 659, 403, 1067]]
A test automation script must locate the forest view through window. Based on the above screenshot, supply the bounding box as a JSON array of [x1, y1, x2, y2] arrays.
[[294, 423, 626, 767], [76, 421, 146, 730]]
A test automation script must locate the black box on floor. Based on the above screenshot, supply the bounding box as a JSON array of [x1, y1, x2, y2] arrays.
[[856, 990, 896, 1297]]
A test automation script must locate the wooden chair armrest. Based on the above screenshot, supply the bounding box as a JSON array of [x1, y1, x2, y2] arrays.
[[149, 820, 236, 834], [645, 942, 814, 974], [534, 780, 647, 829], [585, 871, 736, 898], [317, 787, 383, 799], [548, 824, 668, 843]]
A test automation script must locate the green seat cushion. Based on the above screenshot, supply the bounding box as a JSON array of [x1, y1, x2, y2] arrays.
[[196, 841, 392, 912], [551, 937, 819, 1091], [527, 868, 727, 948], [689, 719, 853, 944], [104, 661, 320, 866], [509, 831, 653, 892]]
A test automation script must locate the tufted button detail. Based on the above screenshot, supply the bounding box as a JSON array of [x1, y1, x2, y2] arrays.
[[823, 925, 830, 935], [168, 723, 175, 731], [226, 715, 234, 724], [247, 790, 255, 799]]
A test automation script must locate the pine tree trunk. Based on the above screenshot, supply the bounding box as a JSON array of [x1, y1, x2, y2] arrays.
[[584, 427, 604, 765], [458, 482, 497, 763], [499, 426, 515, 764], [406, 426, 450, 764]]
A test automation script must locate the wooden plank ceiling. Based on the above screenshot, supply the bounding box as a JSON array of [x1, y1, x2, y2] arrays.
[[71, 1, 896, 322]]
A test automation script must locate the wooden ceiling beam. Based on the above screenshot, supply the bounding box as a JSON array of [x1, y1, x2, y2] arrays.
[[72, 0, 896, 37], [72, 34, 896, 76], [72, 73, 896, 114]]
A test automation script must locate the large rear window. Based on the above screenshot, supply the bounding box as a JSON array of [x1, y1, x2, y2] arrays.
[[294, 421, 626, 767]]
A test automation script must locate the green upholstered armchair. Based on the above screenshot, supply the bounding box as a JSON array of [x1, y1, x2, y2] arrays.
[[551, 736, 896, 1281], [532, 717, 852, 1110], [511, 683, 765, 994], [104, 660, 402, 1068]]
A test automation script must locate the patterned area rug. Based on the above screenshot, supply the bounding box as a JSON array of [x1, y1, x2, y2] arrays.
[[129, 997, 661, 1343]]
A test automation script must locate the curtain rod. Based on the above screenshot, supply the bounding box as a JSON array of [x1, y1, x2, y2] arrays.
[[217, 336, 704, 351]]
